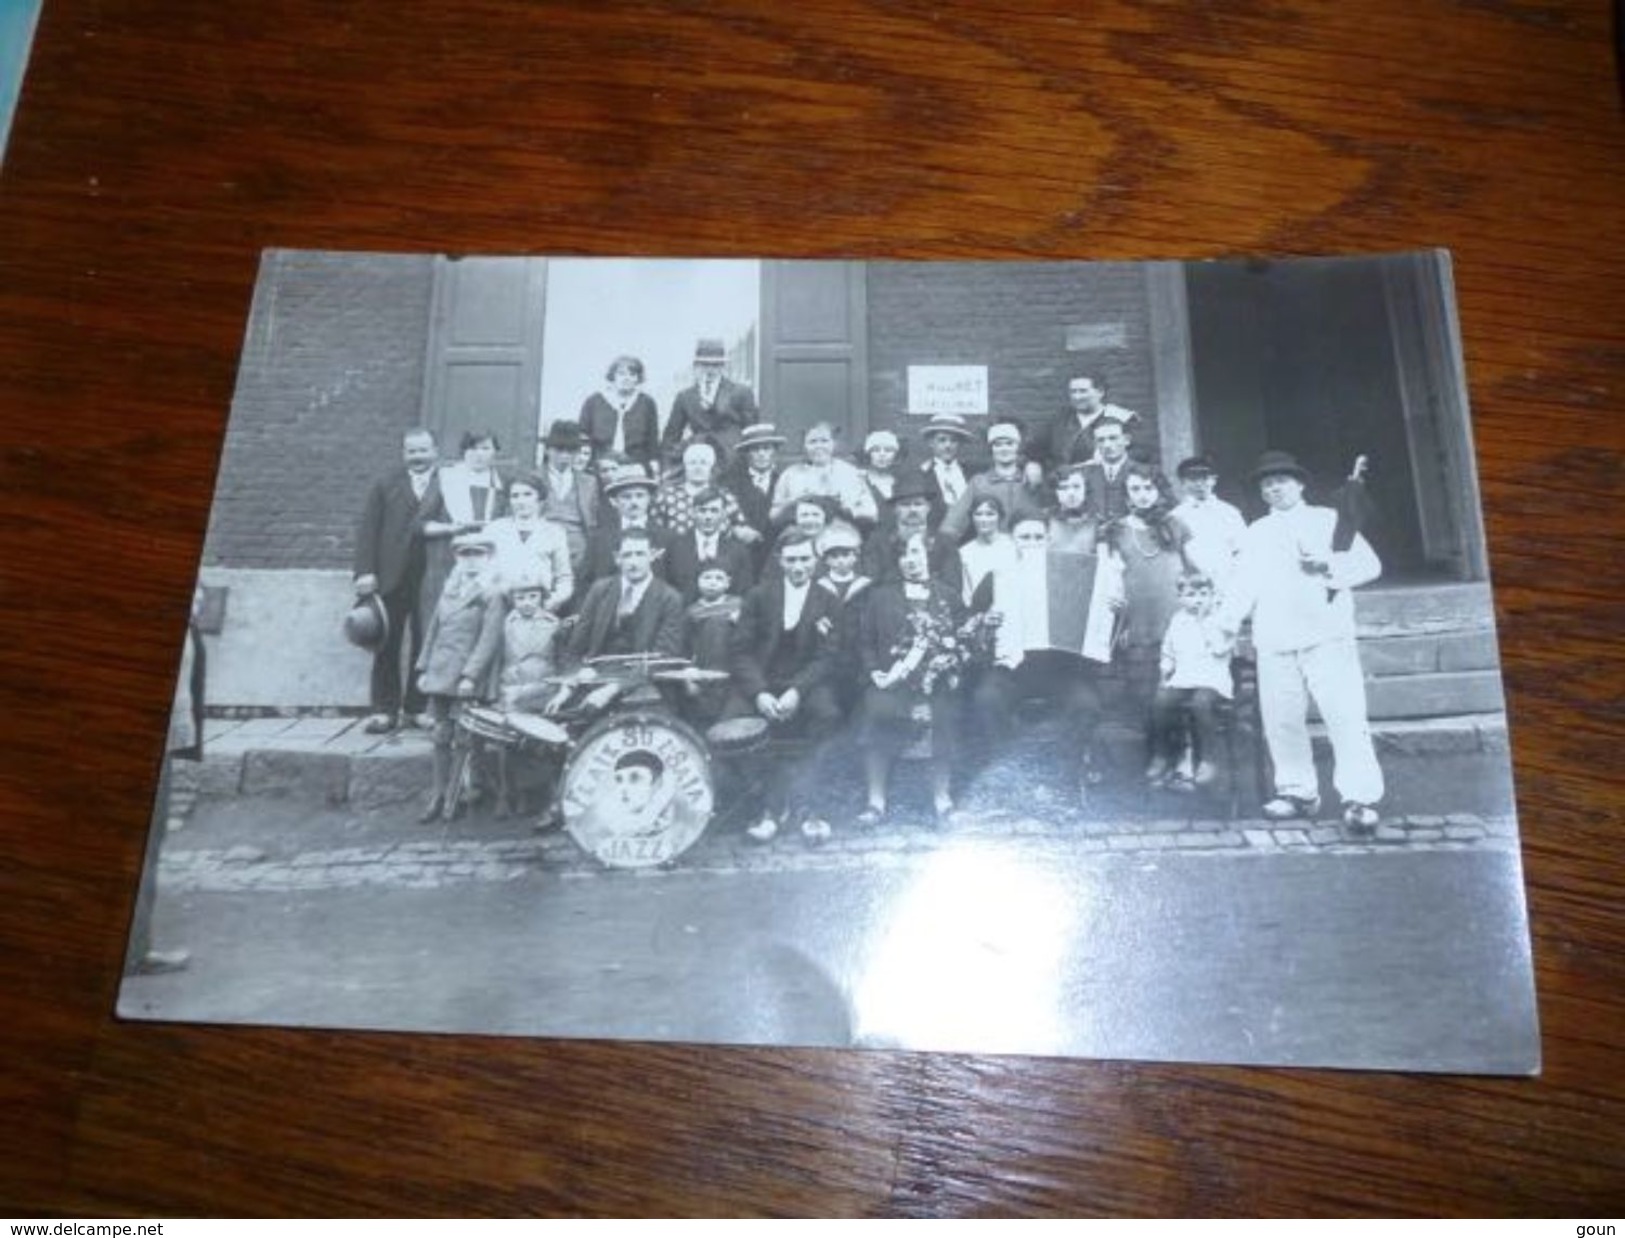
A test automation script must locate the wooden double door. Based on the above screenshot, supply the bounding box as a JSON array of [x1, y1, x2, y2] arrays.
[[419, 257, 867, 467]]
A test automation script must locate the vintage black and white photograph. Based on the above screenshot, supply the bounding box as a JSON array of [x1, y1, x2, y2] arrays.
[[118, 251, 1538, 1072]]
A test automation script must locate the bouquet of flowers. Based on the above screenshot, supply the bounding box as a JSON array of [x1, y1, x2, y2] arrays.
[[886, 600, 1001, 697]]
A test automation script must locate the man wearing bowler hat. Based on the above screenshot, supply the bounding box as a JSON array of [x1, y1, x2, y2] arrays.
[[536, 419, 600, 575], [661, 337, 760, 463], [861, 469, 964, 598], [353, 426, 442, 733], [1219, 450, 1385, 831]]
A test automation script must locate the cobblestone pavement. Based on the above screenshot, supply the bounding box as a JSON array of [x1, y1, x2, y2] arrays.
[[160, 805, 1519, 894]]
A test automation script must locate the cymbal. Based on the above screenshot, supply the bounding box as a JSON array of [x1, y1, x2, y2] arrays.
[[653, 667, 731, 683]]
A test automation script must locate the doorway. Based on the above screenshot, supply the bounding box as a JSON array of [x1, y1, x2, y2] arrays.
[[1184, 254, 1480, 582]]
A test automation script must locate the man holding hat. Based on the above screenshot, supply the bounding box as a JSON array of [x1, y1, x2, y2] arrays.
[[939, 421, 1044, 543], [661, 337, 760, 462], [536, 420, 600, 574], [1172, 454, 1247, 587], [918, 413, 974, 529], [353, 427, 442, 733], [582, 463, 674, 589], [1219, 450, 1385, 830]]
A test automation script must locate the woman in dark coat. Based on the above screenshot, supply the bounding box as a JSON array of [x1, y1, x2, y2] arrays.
[[856, 531, 967, 826], [579, 354, 661, 472]]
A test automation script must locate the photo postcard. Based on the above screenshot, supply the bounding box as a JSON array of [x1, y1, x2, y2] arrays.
[[118, 250, 1539, 1073]]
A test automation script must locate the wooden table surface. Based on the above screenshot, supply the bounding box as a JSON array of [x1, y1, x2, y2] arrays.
[[2, 0, 1622, 1217]]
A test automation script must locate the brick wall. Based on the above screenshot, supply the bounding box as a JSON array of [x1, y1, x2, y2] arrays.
[[202, 251, 436, 569], [866, 261, 1157, 468]]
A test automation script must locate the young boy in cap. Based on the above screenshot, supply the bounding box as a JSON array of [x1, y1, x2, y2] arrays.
[[813, 524, 873, 716], [1220, 450, 1384, 830], [415, 531, 505, 822], [493, 576, 562, 819], [1172, 455, 1247, 589]]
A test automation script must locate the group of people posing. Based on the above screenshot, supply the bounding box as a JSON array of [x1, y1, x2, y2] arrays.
[[352, 341, 1388, 843]]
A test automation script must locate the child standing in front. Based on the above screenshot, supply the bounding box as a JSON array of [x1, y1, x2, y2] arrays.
[[1108, 462, 1194, 784], [493, 576, 561, 819], [1150, 569, 1233, 789], [684, 562, 742, 729], [415, 531, 504, 822]]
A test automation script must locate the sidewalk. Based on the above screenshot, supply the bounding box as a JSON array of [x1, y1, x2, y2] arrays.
[[193, 709, 1515, 815], [156, 711, 1524, 886]]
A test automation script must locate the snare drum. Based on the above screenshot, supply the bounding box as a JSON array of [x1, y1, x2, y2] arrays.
[[560, 708, 715, 869], [706, 714, 770, 756], [457, 704, 522, 748]]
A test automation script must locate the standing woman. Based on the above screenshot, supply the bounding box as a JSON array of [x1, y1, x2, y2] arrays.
[[770, 421, 878, 533], [1109, 462, 1194, 780], [419, 430, 508, 635], [958, 493, 1017, 608], [856, 532, 967, 826], [579, 355, 660, 474], [486, 472, 573, 611]]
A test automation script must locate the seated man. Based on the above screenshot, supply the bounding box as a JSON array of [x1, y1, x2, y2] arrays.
[[972, 515, 1122, 802], [726, 530, 843, 844], [561, 529, 686, 716]]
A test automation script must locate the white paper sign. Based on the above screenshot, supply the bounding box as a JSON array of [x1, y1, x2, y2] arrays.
[[907, 365, 988, 416]]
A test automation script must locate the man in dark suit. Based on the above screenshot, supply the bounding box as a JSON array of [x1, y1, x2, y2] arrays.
[[728, 530, 843, 844], [353, 427, 442, 733], [661, 337, 760, 463], [567, 529, 687, 666], [1024, 369, 1143, 485], [664, 486, 756, 603], [723, 423, 785, 575], [1079, 417, 1136, 523]]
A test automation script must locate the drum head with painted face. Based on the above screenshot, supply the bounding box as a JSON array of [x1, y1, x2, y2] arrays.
[[562, 713, 714, 868]]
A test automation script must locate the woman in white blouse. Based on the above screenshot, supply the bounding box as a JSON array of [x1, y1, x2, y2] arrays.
[[958, 493, 1018, 607], [485, 472, 573, 610], [419, 430, 508, 630], [769, 421, 878, 532]]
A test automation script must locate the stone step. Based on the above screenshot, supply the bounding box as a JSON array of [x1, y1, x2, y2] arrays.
[[1337, 669, 1506, 721], [1357, 629, 1501, 677], [1353, 582, 1494, 637]]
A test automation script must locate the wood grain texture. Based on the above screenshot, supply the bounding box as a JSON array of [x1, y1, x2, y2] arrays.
[[1, 0, 1622, 1217]]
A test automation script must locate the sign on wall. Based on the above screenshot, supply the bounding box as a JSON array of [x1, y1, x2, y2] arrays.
[[907, 364, 988, 416]]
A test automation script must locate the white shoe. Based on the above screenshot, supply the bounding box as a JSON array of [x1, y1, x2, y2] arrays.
[[800, 817, 832, 844], [746, 817, 779, 843]]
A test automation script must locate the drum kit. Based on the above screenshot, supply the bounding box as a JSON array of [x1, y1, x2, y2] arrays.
[[450, 653, 739, 869]]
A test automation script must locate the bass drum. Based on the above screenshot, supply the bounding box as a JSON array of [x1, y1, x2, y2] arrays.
[[560, 708, 715, 869]]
